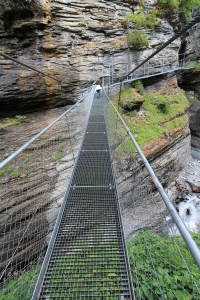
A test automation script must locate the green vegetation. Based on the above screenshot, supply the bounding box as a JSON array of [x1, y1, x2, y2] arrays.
[[128, 30, 148, 50], [0, 115, 27, 130], [127, 231, 200, 299], [134, 80, 144, 94], [194, 64, 200, 72], [158, 0, 200, 21], [47, 230, 122, 298], [0, 165, 35, 178], [118, 88, 144, 110], [0, 265, 41, 300], [113, 87, 190, 149], [40, 135, 49, 141], [23, 153, 33, 161], [50, 152, 63, 162], [127, 10, 160, 29], [50, 143, 65, 162]]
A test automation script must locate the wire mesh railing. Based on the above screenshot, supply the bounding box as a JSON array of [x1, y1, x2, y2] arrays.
[[101, 56, 200, 88], [102, 87, 200, 299], [0, 88, 93, 299], [31, 93, 134, 299]]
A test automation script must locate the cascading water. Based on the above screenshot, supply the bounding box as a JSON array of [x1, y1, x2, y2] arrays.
[[170, 195, 200, 235]]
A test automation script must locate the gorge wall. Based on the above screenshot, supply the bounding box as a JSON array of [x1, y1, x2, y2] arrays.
[[0, 0, 200, 269], [0, 0, 181, 116]]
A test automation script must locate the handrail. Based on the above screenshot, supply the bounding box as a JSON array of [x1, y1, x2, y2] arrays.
[[103, 89, 200, 269], [0, 87, 91, 170]]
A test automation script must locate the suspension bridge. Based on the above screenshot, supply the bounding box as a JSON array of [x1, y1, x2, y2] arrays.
[[0, 15, 200, 300]]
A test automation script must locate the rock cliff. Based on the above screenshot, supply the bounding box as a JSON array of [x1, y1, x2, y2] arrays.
[[0, 0, 180, 116], [0, 0, 200, 273]]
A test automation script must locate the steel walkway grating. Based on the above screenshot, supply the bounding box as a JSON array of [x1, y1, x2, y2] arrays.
[[34, 96, 133, 299]]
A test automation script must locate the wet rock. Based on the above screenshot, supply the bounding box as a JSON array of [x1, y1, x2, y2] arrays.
[[185, 180, 200, 193]]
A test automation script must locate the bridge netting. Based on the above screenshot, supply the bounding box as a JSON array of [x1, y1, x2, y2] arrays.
[[0, 90, 93, 299], [0, 83, 200, 299], [1, 20, 200, 296]]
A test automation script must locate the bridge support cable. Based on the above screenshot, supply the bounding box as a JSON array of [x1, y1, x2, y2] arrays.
[[121, 15, 200, 82], [0, 52, 62, 84], [0, 88, 93, 299], [103, 88, 200, 270], [32, 92, 135, 299]]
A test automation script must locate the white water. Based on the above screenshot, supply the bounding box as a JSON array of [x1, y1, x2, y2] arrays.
[[170, 195, 200, 235]]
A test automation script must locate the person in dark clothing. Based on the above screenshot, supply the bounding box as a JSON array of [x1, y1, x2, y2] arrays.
[[94, 78, 102, 98]]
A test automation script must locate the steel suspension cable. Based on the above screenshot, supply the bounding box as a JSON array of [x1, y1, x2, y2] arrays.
[[122, 14, 200, 81], [0, 51, 62, 83]]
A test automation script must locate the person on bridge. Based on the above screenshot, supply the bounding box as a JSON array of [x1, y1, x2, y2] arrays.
[[94, 78, 102, 98]]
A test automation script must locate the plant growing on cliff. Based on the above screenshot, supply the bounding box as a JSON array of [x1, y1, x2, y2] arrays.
[[128, 31, 148, 50], [127, 231, 200, 299], [158, 0, 200, 21], [118, 88, 144, 110], [127, 10, 160, 29], [50, 143, 65, 162], [134, 80, 144, 94], [113, 87, 190, 149], [0, 115, 27, 130]]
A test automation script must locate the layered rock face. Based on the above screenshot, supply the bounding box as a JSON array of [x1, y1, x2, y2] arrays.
[[0, 0, 180, 116], [1, 0, 198, 274], [178, 20, 200, 149]]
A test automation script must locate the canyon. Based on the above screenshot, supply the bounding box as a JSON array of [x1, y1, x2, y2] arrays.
[[0, 0, 200, 273]]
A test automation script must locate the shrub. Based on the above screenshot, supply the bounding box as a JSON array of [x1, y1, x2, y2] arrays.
[[127, 11, 159, 29], [134, 80, 144, 94], [128, 31, 148, 50], [127, 231, 200, 299], [158, 0, 200, 21]]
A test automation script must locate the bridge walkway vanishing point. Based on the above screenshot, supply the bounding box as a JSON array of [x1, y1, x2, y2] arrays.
[[32, 93, 134, 299]]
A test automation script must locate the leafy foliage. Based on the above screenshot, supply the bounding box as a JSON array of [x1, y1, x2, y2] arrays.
[[0, 265, 41, 300], [127, 231, 200, 299], [128, 30, 148, 50], [194, 64, 200, 72], [134, 80, 144, 94], [158, 0, 200, 20], [127, 10, 160, 29]]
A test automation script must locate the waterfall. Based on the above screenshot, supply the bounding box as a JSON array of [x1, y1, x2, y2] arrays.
[[170, 195, 200, 235]]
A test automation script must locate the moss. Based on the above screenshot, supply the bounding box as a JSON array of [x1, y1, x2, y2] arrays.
[[114, 88, 144, 111], [113, 87, 190, 150]]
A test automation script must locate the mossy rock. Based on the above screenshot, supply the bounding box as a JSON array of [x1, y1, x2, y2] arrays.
[[115, 88, 144, 111]]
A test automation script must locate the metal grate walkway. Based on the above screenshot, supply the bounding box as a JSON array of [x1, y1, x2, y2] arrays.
[[33, 94, 134, 299]]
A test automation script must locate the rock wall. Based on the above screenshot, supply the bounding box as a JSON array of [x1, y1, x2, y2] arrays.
[[178, 18, 200, 149], [0, 0, 180, 116], [0, 0, 198, 274]]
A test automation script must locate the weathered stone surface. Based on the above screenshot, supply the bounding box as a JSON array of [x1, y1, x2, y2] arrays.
[[0, 0, 200, 275], [0, 0, 182, 117]]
